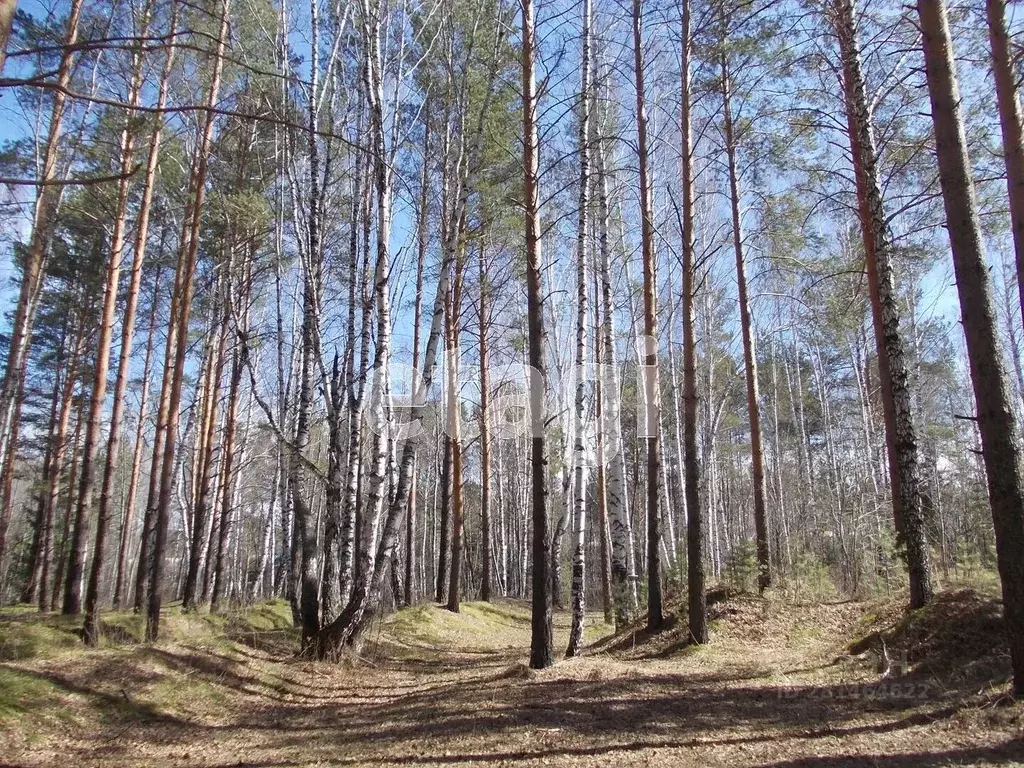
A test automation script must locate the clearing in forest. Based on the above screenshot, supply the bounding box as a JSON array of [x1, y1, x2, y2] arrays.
[[1, 587, 1023, 767]]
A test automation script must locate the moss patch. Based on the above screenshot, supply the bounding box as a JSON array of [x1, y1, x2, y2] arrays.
[[847, 588, 1009, 684], [0, 667, 65, 721], [0, 614, 82, 661]]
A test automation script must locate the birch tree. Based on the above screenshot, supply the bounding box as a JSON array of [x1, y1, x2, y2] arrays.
[[566, 0, 592, 659], [522, 0, 554, 670], [633, 0, 664, 631]]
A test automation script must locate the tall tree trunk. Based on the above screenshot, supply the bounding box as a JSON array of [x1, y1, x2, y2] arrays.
[[100, 7, 178, 615], [311, 6, 505, 654], [309, 0, 397, 654], [720, 32, 771, 593], [51, 403, 85, 613], [831, 0, 932, 609], [37, 323, 85, 611], [211, 247, 251, 612], [435, 118, 457, 608], [183, 293, 229, 610], [917, 0, 1024, 694], [633, 0, 664, 631], [0, 0, 84, 570], [211, 318, 247, 612], [293, 275, 319, 642], [446, 258, 465, 613], [251, 494, 276, 601], [566, 0, 592, 659], [407, 127, 429, 606], [147, 0, 231, 641], [113, 273, 161, 610], [135, 291, 179, 614], [0, 0, 16, 75], [771, 333, 793, 573], [986, 0, 1024, 323], [339, 110, 367, 605], [293, 0, 327, 641], [665, 330, 685, 569], [523, 0, 554, 669], [322, 353, 344, 621], [593, 268, 613, 624], [436, 436, 452, 603], [595, 110, 636, 629], [76, 6, 152, 632], [22, 329, 66, 606], [1000, 258, 1024, 413], [479, 241, 492, 603], [270, 0, 292, 604], [680, 0, 707, 644], [551, 510, 566, 610]]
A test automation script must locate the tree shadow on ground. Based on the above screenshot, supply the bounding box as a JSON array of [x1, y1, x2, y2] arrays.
[[224, 625, 297, 657], [61, 648, 1014, 767], [757, 741, 1024, 767], [9, 664, 186, 728], [193, 737, 1024, 767], [12, 593, 1020, 767]]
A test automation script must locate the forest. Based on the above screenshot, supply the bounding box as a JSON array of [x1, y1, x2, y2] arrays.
[[2, 0, 1024, 763]]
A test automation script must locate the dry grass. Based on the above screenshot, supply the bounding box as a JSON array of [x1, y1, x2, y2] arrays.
[[1, 591, 1023, 767]]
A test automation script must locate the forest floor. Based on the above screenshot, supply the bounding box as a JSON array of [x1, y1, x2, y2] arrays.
[[2, 584, 1024, 767]]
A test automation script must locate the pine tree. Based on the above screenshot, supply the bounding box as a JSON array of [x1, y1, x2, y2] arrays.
[[522, 0, 553, 670], [917, 0, 1024, 695], [830, 0, 932, 610], [680, 0, 707, 645]]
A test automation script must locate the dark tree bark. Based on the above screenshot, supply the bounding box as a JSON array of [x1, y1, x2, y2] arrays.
[[35, 322, 84, 611], [446, 253, 466, 613], [986, 0, 1024, 323], [407, 120, 429, 606], [719, 22, 771, 594], [523, 0, 554, 670], [210, 260, 250, 612], [632, 0, 664, 631], [478, 241, 492, 603], [435, 436, 452, 603], [917, 0, 1024, 694], [50, 403, 85, 613], [680, 0, 707, 645], [831, 0, 932, 609], [321, 347, 345, 622], [551, 513, 566, 610], [21, 309, 71, 605]]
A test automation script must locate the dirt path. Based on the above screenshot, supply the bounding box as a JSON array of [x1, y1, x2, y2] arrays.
[[3, 598, 1024, 767]]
